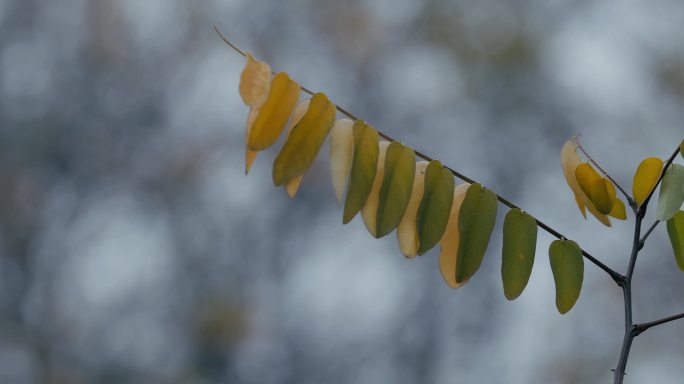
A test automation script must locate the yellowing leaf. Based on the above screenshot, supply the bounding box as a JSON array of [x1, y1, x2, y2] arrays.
[[609, 199, 627, 220], [575, 162, 601, 198], [416, 161, 455, 255], [272, 92, 336, 186], [245, 106, 260, 174], [455, 184, 498, 283], [681, 139, 684, 160], [549, 239, 583, 314], [632, 157, 664, 207], [667, 211, 684, 271], [361, 141, 391, 237], [343, 121, 379, 224], [248, 72, 301, 151], [501, 209, 538, 300], [239, 52, 272, 106], [329, 119, 355, 203], [589, 177, 616, 215], [397, 161, 429, 258], [376, 143, 416, 238], [282, 100, 311, 198], [656, 164, 684, 221], [439, 184, 470, 288], [560, 138, 611, 226]]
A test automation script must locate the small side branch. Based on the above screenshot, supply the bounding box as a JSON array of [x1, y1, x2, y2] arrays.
[[214, 25, 623, 284], [638, 220, 660, 249], [634, 312, 684, 336]]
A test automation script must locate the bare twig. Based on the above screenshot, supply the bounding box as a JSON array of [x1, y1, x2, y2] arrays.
[[634, 312, 684, 336]]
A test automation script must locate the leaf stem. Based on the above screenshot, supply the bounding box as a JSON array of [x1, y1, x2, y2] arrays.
[[213, 26, 623, 284]]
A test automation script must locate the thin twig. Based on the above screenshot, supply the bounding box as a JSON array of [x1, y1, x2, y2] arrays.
[[576, 137, 634, 209], [634, 312, 684, 336], [638, 220, 660, 249], [213, 25, 623, 283]]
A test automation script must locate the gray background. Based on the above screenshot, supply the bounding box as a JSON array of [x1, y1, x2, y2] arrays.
[[1, 0, 683, 383]]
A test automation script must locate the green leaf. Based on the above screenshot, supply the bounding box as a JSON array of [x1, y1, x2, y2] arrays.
[[343, 121, 379, 224], [272, 92, 335, 186], [655, 164, 684, 221], [376, 142, 416, 238], [549, 239, 583, 314], [416, 161, 454, 255], [455, 184, 498, 283], [667, 211, 684, 271], [501, 209, 538, 300]]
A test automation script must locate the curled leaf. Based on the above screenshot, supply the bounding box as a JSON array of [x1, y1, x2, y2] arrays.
[[329, 119, 355, 203], [589, 177, 616, 215], [361, 141, 391, 237], [343, 121, 379, 224], [239, 52, 272, 106], [656, 164, 684, 221], [632, 157, 663, 207], [416, 161, 455, 255], [501, 209, 538, 300], [397, 161, 429, 258], [667, 211, 684, 271], [273, 92, 336, 186], [549, 239, 583, 314], [439, 184, 470, 288], [455, 184, 498, 283], [376, 143, 416, 238], [245, 106, 260, 174], [249, 72, 301, 151], [560, 138, 611, 226]]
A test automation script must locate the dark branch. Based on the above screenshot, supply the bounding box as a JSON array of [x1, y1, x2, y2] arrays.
[[634, 312, 684, 336]]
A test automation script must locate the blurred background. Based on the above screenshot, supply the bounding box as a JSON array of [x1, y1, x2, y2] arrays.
[[1, 0, 683, 383]]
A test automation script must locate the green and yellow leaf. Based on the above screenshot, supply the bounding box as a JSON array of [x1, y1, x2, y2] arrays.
[[501, 209, 538, 300], [439, 183, 470, 288], [376, 143, 416, 238], [361, 141, 391, 237], [416, 161, 455, 255], [455, 184, 498, 283], [343, 121, 379, 224], [656, 164, 684, 221], [329, 119, 355, 203], [632, 157, 663, 207], [239, 52, 272, 106], [397, 161, 429, 258], [667, 211, 684, 271], [282, 100, 311, 198], [248, 72, 301, 151], [272, 92, 336, 186], [549, 239, 583, 314]]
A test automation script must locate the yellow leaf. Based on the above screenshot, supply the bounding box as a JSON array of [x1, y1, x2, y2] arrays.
[[361, 141, 391, 237], [239, 52, 272, 106], [609, 199, 627, 220], [282, 100, 311, 198], [632, 157, 663, 207], [575, 162, 601, 198], [439, 183, 470, 288], [560, 138, 611, 226], [273, 92, 336, 186], [329, 119, 355, 203], [245, 106, 260, 174], [397, 161, 429, 258], [248, 72, 301, 151], [590, 177, 616, 215]]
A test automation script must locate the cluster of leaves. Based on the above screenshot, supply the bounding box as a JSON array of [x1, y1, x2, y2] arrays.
[[238, 52, 684, 315]]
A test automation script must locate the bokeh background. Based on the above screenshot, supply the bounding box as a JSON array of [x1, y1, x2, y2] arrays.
[[1, 0, 683, 383]]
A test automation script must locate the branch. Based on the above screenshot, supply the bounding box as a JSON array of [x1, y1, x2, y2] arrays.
[[638, 220, 660, 250], [214, 26, 624, 284], [634, 312, 684, 336], [576, 137, 635, 209]]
